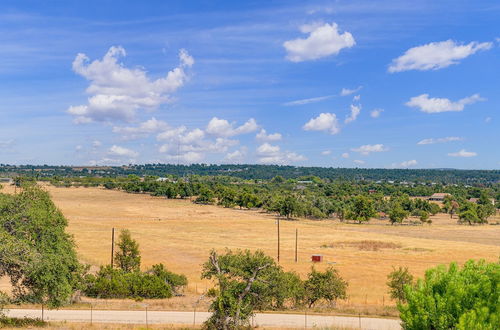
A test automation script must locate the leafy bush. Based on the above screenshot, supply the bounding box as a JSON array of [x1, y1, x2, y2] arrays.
[[399, 259, 499, 330], [304, 267, 348, 307], [386, 266, 414, 302], [84, 264, 186, 299]]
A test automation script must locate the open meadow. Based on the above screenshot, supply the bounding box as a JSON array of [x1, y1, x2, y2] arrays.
[[2, 183, 499, 313]]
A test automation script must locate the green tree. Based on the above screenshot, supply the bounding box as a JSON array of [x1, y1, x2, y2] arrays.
[[399, 260, 500, 330], [201, 249, 280, 329], [347, 195, 376, 223], [0, 186, 83, 308], [114, 229, 141, 272], [388, 205, 410, 225], [386, 266, 414, 303], [276, 194, 302, 219], [303, 267, 348, 308]]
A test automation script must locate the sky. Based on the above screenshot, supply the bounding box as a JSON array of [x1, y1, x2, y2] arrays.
[[0, 0, 498, 169]]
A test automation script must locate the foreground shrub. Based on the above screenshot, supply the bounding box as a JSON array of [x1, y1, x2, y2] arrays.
[[0, 316, 46, 328], [399, 259, 499, 330], [84, 264, 186, 299]]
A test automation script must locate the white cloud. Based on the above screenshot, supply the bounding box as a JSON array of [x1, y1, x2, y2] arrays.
[[257, 142, 280, 155], [164, 152, 204, 164], [389, 40, 492, 72], [108, 145, 138, 158], [92, 140, 102, 148], [353, 95, 360, 102], [448, 149, 477, 157], [0, 139, 14, 148], [155, 118, 246, 162], [353, 160, 365, 165], [485, 117, 492, 123], [206, 117, 258, 137], [283, 94, 335, 106], [351, 144, 388, 155], [75, 145, 83, 152], [256, 143, 306, 164], [340, 86, 362, 96], [370, 109, 383, 118], [112, 117, 169, 139], [68, 46, 193, 123], [256, 129, 282, 142], [224, 147, 247, 163], [392, 159, 418, 168], [284, 22, 355, 62], [405, 93, 484, 113], [321, 150, 331, 155], [341, 152, 350, 159], [417, 136, 463, 145], [345, 104, 361, 124], [303, 113, 340, 134]]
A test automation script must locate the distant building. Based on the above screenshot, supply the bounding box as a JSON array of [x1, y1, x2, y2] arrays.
[[428, 193, 451, 202], [469, 198, 496, 205]]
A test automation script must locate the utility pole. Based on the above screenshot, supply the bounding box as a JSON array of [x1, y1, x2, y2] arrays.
[[110, 227, 115, 267], [277, 218, 280, 263], [295, 228, 298, 263]]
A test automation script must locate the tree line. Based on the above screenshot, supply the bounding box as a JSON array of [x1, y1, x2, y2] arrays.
[[48, 174, 499, 224], [2, 164, 500, 184]]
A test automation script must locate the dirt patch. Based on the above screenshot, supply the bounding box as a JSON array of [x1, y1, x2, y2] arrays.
[[321, 240, 402, 251]]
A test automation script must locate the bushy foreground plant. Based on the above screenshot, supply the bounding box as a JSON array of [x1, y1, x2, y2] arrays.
[[398, 259, 499, 330], [202, 249, 347, 330], [83, 264, 186, 299], [84, 230, 187, 300]]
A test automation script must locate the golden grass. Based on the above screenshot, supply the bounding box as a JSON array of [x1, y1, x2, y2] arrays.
[[1, 183, 499, 313]]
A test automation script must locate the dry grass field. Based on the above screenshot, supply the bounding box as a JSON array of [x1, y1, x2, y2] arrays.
[[1, 183, 499, 313]]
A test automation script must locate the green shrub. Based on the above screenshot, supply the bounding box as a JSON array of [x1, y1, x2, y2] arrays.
[[84, 264, 186, 299], [399, 259, 499, 330]]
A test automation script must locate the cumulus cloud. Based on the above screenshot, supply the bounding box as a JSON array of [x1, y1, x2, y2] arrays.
[[417, 136, 463, 145], [303, 113, 340, 134], [283, 94, 335, 106], [155, 117, 259, 163], [448, 149, 477, 157], [351, 144, 388, 155], [256, 143, 306, 164], [108, 145, 138, 158], [256, 129, 282, 142], [68, 46, 193, 123], [405, 94, 484, 113], [224, 148, 247, 163], [341, 152, 350, 159], [389, 40, 492, 72], [392, 160, 418, 168], [321, 150, 331, 155], [370, 109, 383, 118], [112, 117, 169, 139], [345, 104, 361, 124], [284, 22, 355, 62], [206, 117, 258, 137], [340, 86, 362, 96], [92, 140, 102, 148]]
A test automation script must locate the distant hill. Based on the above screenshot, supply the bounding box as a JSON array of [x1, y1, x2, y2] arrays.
[[1, 164, 499, 185]]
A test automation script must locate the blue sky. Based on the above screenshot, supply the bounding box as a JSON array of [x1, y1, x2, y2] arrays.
[[0, 0, 498, 169]]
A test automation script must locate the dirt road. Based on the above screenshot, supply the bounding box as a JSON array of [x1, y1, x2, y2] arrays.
[[5, 308, 401, 329]]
